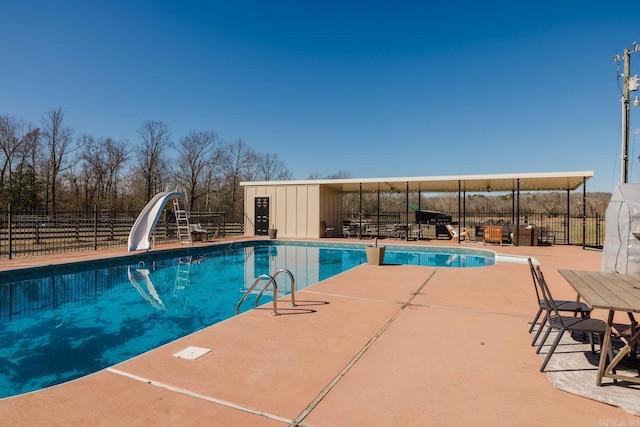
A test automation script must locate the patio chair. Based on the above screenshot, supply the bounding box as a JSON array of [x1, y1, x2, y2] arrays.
[[482, 225, 502, 245], [384, 224, 397, 238], [408, 224, 421, 240], [365, 224, 379, 238], [534, 266, 613, 372], [321, 221, 335, 237], [528, 259, 592, 345], [189, 223, 209, 241], [445, 224, 469, 242], [539, 227, 556, 244]]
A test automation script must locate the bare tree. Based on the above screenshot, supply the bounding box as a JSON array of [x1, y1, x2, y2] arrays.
[[173, 130, 223, 210], [5, 126, 41, 210], [135, 121, 170, 201], [104, 138, 128, 209], [41, 108, 74, 215], [220, 139, 256, 220], [529, 192, 563, 215], [253, 152, 293, 181], [326, 171, 352, 179], [74, 135, 128, 210], [308, 170, 352, 180], [0, 114, 24, 201], [77, 134, 101, 209]]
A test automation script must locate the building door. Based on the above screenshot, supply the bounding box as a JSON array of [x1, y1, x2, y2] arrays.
[[255, 197, 269, 235]]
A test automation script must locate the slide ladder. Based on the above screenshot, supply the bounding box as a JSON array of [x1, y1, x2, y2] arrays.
[[173, 197, 192, 245]]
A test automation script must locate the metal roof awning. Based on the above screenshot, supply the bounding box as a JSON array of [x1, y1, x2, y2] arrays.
[[241, 171, 594, 193]]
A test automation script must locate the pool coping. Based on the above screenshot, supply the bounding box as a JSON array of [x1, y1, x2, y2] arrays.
[[0, 238, 637, 425], [0, 238, 497, 282]]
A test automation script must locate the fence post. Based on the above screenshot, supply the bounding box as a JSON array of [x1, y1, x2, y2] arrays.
[[94, 205, 98, 251], [35, 212, 40, 244], [110, 211, 115, 241], [596, 212, 601, 247], [7, 203, 12, 260]]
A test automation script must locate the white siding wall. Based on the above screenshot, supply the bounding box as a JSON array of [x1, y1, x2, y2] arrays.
[[243, 183, 342, 238]]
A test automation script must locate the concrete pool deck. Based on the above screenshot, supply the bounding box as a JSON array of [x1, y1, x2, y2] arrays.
[[0, 238, 638, 426]]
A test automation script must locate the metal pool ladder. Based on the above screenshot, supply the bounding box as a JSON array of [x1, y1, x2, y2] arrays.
[[235, 269, 296, 316]]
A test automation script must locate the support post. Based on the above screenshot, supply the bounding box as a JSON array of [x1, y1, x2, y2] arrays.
[[566, 189, 570, 245], [377, 187, 381, 239], [511, 190, 515, 225], [515, 179, 520, 245], [405, 181, 409, 241], [582, 176, 587, 249], [358, 183, 362, 239], [418, 186, 422, 239], [463, 189, 466, 227], [457, 180, 461, 243]]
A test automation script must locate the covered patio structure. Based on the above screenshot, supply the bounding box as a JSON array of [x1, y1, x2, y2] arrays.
[[241, 171, 594, 246]]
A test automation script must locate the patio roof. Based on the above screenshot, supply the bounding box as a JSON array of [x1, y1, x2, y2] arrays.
[[241, 171, 594, 193]]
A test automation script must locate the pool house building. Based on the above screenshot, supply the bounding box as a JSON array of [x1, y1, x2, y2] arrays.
[[240, 171, 594, 245]]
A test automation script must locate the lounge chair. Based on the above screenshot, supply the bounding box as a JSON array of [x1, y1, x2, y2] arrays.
[[445, 224, 469, 242], [533, 265, 613, 372], [482, 225, 502, 245], [527, 258, 591, 346], [189, 223, 208, 241]]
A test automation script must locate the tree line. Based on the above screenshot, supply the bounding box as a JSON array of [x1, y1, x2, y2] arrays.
[[1, 108, 611, 223], [0, 108, 293, 221], [342, 190, 612, 218], [306, 172, 611, 217]]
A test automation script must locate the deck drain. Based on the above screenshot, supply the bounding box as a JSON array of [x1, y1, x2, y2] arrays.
[[172, 346, 211, 360]]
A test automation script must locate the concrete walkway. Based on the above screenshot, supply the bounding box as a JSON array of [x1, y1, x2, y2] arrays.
[[0, 239, 638, 426]]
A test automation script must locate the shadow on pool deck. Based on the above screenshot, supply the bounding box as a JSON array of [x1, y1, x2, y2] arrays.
[[0, 238, 638, 426]]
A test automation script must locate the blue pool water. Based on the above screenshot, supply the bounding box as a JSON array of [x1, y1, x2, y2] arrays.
[[0, 241, 493, 398]]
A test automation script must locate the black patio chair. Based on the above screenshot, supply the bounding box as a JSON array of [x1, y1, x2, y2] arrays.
[[321, 221, 335, 237], [534, 266, 613, 372], [528, 258, 591, 347]]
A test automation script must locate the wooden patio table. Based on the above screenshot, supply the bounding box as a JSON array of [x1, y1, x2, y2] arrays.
[[558, 269, 640, 386]]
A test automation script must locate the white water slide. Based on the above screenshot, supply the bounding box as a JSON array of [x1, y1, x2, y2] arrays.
[[128, 191, 188, 252]]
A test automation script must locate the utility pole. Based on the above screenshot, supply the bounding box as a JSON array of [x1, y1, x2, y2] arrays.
[[617, 42, 640, 183], [621, 48, 631, 183]]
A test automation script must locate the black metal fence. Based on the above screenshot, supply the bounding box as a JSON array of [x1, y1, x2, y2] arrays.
[[0, 207, 244, 259], [0, 206, 605, 260], [341, 210, 605, 248]]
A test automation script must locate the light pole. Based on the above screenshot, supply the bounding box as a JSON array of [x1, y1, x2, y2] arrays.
[[615, 42, 640, 183]]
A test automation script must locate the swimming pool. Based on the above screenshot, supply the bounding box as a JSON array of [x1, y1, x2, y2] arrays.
[[0, 240, 494, 398]]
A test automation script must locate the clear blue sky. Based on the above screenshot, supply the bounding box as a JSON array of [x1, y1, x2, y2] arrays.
[[1, 1, 639, 192]]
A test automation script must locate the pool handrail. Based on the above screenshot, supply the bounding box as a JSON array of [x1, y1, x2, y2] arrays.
[[235, 274, 279, 316], [269, 268, 296, 307]]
